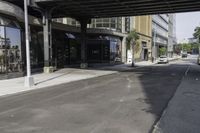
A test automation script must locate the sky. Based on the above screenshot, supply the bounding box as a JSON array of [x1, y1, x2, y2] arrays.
[[176, 12, 200, 42]]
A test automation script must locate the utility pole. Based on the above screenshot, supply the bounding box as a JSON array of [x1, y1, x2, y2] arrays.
[[24, 0, 34, 87]]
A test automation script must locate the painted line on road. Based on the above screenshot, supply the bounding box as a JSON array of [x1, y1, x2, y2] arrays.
[[185, 66, 190, 76]]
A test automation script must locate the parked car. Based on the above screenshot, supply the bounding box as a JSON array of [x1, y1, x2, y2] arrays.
[[182, 52, 187, 58], [158, 55, 169, 64], [197, 55, 200, 65]]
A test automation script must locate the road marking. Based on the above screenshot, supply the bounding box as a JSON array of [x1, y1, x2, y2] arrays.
[[185, 66, 190, 76]]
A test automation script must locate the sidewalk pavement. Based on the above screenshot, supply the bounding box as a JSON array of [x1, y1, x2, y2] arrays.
[[153, 64, 200, 133], [0, 68, 117, 97], [96, 61, 155, 71], [0, 56, 179, 98]]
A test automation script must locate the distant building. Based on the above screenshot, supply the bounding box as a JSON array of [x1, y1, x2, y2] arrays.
[[168, 14, 177, 57], [133, 16, 152, 62], [152, 14, 176, 58], [152, 14, 169, 58], [179, 39, 189, 44], [188, 38, 198, 43]]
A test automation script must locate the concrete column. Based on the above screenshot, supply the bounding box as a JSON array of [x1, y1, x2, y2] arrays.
[[122, 37, 127, 63], [79, 19, 90, 68], [43, 11, 54, 73], [122, 17, 125, 33]]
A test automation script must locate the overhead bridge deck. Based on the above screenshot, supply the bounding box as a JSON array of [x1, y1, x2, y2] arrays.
[[5, 0, 200, 18]]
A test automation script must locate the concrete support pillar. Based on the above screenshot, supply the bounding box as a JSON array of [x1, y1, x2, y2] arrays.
[[122, 37, 127, 63], [79, 19, 91, 68], [43, 11, 54, 73], [122, 17, 125, 33]]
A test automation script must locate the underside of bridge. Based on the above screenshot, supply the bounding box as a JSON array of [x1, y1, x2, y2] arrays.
[[3, 0, 200, 69], [5, 0, 200, 18]]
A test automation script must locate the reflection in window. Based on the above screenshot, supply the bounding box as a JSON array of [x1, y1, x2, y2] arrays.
[[110, 39, 122, 62], [0, 16, 22, 76], [5, 27, 22, 73], [0, 26, 6, 73], [30, 28, 44, 68]]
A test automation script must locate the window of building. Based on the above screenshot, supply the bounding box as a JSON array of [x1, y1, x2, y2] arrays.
[[0, 16, 22, 75]]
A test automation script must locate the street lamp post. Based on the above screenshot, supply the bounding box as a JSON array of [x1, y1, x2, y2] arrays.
[[24, 0, 34, 87]]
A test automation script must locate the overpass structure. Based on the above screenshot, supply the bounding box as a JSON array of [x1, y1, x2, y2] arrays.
[[5, 0, 200, 18], [3, 0, 200, 86]]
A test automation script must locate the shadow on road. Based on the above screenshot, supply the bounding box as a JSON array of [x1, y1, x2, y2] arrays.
[[0, 62, 191, 133]]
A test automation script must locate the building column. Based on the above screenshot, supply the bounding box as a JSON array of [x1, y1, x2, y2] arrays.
[[122, 37, 127, 63], [122, 17, 125, 33], [43, 11, 54, 73], [79, 18, 91, 68]]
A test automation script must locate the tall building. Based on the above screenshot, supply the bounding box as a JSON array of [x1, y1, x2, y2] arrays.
[[152, 14, 177, 58], [168, 14, 177, 57], [133, 16, 152, 62], [152, 14, 169, 58]]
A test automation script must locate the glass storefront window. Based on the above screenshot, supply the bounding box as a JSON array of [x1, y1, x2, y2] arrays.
[[110, 38, 122, 62], [91, 17, 122, 32], [5, 27, 22, 73], [0, 16, 22, 75], [30, 27, 44, 68]]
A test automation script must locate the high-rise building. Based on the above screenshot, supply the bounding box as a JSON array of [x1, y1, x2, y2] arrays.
[[168, 14, 177, 57], [152, 14, 169, 58], [152, 14, 177, 58]]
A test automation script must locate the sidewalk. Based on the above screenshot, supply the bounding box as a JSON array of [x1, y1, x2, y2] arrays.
[[96, 61, 155, 71], [0, 56, 179, 98], [153, 64, 200, 133], [0, 68, 117, 97]]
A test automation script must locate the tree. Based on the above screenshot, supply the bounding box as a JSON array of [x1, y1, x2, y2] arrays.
[[193, 26, 200, 41], [159, 47, 167, 56], [182, 43, 192, 52], [126, 30, 139, 66], [193, 26, 200, 54]]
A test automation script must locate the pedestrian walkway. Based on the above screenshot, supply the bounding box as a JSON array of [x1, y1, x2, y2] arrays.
[[0, 68, 117, 97], [90, 61, 156, 72], [0, 56, 179, 98], [153, 64, 200, 133]]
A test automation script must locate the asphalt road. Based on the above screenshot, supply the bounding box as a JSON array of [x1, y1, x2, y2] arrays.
[[0, 57, 196, 133]]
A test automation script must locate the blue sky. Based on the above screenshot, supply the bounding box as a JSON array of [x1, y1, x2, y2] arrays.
[[176, 12, 200, 42]]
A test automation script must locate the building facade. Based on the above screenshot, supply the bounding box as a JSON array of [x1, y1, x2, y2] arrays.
[[152, 14, 177, 58], [57, 16, 152, 62], [0, 1, 126, 79], [152, 14, 169, 58], [133, 16, 152, 62], [168, 14, 177, 57], [0, 0, 176, 80]]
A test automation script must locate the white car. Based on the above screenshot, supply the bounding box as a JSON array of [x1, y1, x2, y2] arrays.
[[158, 55, 169, 64]]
